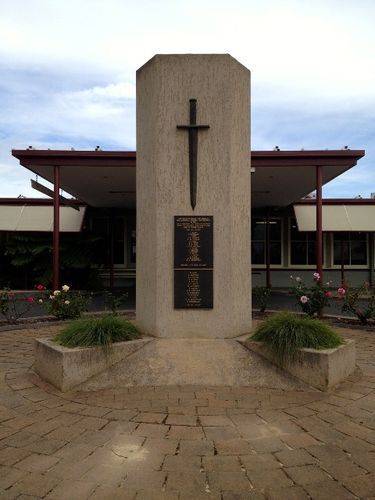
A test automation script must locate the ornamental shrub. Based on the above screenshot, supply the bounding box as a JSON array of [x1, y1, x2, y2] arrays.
[[103, 290, 129, 315], [54, 314, 139, 348], [253, 286, 271, 313], [251, 311, 342, 364], [290, 273, 331, 317], [339, 282, 375, 325], [41, 285, 89, 320], [0, 289, 35, 324]]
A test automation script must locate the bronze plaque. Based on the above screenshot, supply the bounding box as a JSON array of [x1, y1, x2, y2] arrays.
[[174, 270, 213, 309], [174, 216, 213, 309], [174, 216, 213, 268]]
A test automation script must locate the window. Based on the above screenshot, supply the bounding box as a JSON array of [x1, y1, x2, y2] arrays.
[[91, 216, 125, 265], [251, 218, 282, 265], [90, 217, 109, 266], [290, 218, 317, 265], [113, 218, 125, 265], [333, 232, 367, 266], [127, 220, 136, 266]]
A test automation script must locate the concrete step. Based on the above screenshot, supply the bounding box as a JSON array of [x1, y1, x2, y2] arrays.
[[76, 338, 309, 390]]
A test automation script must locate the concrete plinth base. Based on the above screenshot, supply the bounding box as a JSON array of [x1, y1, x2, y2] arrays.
[[76, 338, 307, 391]]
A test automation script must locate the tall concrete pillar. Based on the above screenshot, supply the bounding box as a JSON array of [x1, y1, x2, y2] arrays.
[[136, 54, 251, 338]]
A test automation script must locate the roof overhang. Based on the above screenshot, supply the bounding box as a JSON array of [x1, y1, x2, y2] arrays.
[[251, 150, 364, 208], [12, 149, 365, 208], [12, 150, 136, 208]]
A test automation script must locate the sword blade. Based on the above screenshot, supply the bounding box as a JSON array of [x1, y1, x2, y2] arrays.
[[189, 128, 198, 210]]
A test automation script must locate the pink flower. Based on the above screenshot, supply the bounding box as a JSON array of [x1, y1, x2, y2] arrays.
[[26, 297, 34, 303], [300, 295, 309, 304], [325, 291, 332, 298], [337, 287, 346, 297], [35, 284, 46, 291], [313, 272, 320, 281]]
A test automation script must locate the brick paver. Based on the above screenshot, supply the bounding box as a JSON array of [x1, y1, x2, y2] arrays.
[[0, 323, 373, 498]]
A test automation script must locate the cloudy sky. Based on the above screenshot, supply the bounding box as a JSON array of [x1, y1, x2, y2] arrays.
[[0, 0, 374, 198]]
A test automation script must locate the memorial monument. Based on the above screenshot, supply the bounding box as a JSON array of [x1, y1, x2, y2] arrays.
[[33, 54, 357, 390], [136, 54, 251, 338]]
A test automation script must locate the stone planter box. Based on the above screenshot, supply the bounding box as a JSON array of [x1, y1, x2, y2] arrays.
[[35, 337, 151, 392], [240, 339, 356, 391]]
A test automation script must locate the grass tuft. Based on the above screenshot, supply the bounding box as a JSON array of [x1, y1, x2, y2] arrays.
[[251, 311, 343, 364], [53, 314, 139, 348]]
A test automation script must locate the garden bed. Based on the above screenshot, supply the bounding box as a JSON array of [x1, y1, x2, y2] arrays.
[[240, 338, 356, 391], [253, 309, 375, 331], [35, 336, 151, 391], [0, 309, 136, 332], [326, 316, 375, 332]]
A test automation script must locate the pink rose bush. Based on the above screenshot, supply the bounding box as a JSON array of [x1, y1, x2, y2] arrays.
[[0, 284, 90, 324], [290, 274, 331, 317], [338, 282, 375, 325]]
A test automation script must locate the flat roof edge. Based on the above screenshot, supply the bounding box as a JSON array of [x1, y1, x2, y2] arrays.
[[12, 149, 365, 157], [0, 198, 86, 206], [295, 198, 375, 205]]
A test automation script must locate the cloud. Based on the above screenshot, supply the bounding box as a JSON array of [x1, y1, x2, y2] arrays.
[[0, 64, 136, 146], [69, 82, 136, 100], [0, 0, 374, 198], [58, 82, 136, 126], [0, 64, 137, 196]]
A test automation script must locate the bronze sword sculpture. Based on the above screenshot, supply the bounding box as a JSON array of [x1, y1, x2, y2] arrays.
[[177, 99, 209, 210]]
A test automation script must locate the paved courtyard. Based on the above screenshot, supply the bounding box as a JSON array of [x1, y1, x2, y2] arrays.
[[0, 324, 374, 499]]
